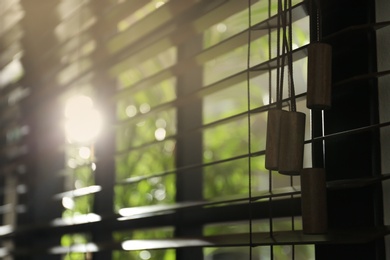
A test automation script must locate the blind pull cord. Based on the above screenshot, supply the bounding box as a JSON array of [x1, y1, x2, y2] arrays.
[[307, 0, 332, 110]]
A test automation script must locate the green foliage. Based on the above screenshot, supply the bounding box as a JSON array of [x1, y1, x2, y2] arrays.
[[74, 165, 94, 187], [117, 77, 176, 120], [116, 140, 175, 180], [62, 194, 94, 218], [113, 249, 175, 260], [63, 253, 86, 260], [116, 47, 176, 90], [203, 44, 248, 86], [111, 1, 311, 259], [203, 8, 248, 49], [61, 233, 91, 260], [116, 109, 176, 152], [203, 159, 249, 199], [114, 174, 175, 210], [113, 13, 178, 257], [203, 81, 250, 124]]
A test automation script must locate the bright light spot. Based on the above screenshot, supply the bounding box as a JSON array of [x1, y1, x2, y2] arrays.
[[262, 94, 272, 105], [148, 177, 161, 185], [0, 247, 8, 258], [85, 213, 102, 223], [154, 128, 166, 141], [64, 95, 102, 144], [139, 103, 151, 114], [155, 118, 166, 128], [79, 147, 91, 159], [140, 250, 152, 260], [121, 239, 211, 250], [16, 184, 27, 194], [216, 23, 227, 33], [118, 205, 169, 217], [154, 189, 166, 201], [91, 163, 97, 171], [146, 193, 153, 201], [64, 95, 93, 118], [122, 240, 151, 251], [155, 1, 165, 8], [0, 225, 13, 236], [73, 185, 102, 196], [69, 243, 99, 253], [62, 197, 75, 209], [65, 110, 102, 143], [292, 43, 299, 50], [126, 105, 137, 117], [61, 213, 102, 225], [67, 158, 77, 168], [0, 58, 23, 88], [118, 208, 144, 217], [50, 243, 99, 254]]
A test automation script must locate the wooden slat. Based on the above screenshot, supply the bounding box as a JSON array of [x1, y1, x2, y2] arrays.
[[114, 45, 308, 128], [107, 0, 199, 54], [327, 173, 390, 190], [112, 3, 307, 92], [53, 185, 102, 200], [117, 186, 301, 221], [108, 0, 254, 79], [103, 0, 149, 29], [10, 226, 390, 256]]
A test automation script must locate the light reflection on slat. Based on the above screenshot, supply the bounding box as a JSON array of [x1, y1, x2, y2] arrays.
[[53, 185, 102, 200], [49, 243, 99, 254]]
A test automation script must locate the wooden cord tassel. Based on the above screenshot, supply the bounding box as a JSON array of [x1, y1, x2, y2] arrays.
[[301, 168, 327, 234], [265, 109, 285, 170], [307, 42, 332, 110], [278, 111, 306, 175]]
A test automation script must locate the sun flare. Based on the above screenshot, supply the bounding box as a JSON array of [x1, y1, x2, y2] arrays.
[[64, 95, 102, 144]]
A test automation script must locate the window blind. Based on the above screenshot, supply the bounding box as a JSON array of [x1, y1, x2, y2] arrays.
[[0, 0, 388, 259]]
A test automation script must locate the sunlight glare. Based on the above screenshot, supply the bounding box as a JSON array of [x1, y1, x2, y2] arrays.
[[155, 1, 165, 8], [64, 95, 102, 144], [65, 95, 93, 118], [62, 197, 75, 210], [140, 250, 151, 260], [154, 128, 166, 141], [79, 147, 91, 159]]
